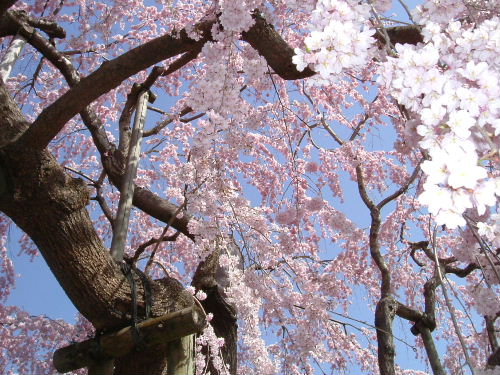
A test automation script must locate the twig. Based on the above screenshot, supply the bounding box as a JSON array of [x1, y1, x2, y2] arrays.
[[129, 231, 180, 264]]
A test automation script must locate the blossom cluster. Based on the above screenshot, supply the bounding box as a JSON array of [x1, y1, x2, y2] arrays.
[[478, 214, 500, 249], [292, 0, 376, 82], [218, 0, 262, 33], [379, 15, 500, 228]]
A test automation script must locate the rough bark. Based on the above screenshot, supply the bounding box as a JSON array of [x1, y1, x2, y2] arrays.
[[0, 142, 196, 326], [0, 80, 198, 374], [242, 12, 315, 80], [375, 297, 397, 375]]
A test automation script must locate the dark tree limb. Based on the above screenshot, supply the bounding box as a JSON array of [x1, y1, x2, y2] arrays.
[[375, 25, 423, 46], [486, 315, 499, 353], [1, 16, 194, 238], [415, 322, 446, 375], [242, 12, 315, 80], [488, 347, 500, 368], [0, 10, 65, 39]]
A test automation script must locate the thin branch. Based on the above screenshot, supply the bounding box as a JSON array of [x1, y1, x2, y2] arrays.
[[377, 159, 422, 210], [143, 106, 193, 137], [355, 165, 377, 212], [396, 0, 417, 24], [144, 198, 189, 275], [293, 304, 417, 350], [431, 229, 475, 374], [93, 171, 114, 227], [63, 166, 96, 183], [129, 231, 180, 265]]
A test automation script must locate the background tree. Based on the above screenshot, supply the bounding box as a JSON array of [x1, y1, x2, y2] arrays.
[[0, 0, 499, 374]]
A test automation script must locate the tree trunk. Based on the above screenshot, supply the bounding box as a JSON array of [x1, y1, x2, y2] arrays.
[[375, 297, 397, 375], [0, 85, 237, 374]]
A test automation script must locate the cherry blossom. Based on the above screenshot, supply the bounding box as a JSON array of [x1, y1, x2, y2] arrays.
[[1, 0, 500, 374]]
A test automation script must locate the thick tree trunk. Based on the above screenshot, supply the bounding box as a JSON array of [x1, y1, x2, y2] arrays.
[[0, 85, 205, 374], [0, 85, 238, 374], [0, 13, 241, 369]]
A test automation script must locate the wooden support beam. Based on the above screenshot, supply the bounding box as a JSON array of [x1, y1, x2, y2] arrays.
[[0, 34, 26, 82], [166, 334, 195, 375], [110, 89, 149, 262], [53, 306, 205, 373]]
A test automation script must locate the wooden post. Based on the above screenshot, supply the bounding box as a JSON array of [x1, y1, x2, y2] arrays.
[[110, 90, 149, 261], [167, 334, 195, 375], [0, 34, 26, 82], [53, 306, 205, 373]]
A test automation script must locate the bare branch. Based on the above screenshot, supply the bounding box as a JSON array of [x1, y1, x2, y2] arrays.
[[128, 232, 180, 265], [355, 165, 377, 212], [0, 10, 65, 39], [377, 159, 422, 210], [143, 106, 193, 137]]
